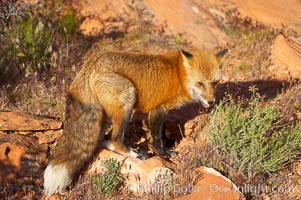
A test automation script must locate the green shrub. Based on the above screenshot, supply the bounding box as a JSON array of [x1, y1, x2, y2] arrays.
[[60, 6, 76, 40], [208, 95, 301, 179], [93, 158, 125, 197], [0, 1, 79, 84], [19, 15, 55, 73], [0, 2, 57, 78]]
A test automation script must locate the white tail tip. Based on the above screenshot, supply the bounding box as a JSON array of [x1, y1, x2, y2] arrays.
[[44, 163, 71, 195]]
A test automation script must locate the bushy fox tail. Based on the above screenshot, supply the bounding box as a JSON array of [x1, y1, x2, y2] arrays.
[[44, 93, 104, 195]]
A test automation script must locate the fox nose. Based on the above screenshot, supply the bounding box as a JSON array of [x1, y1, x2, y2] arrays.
[[207, 98, 215, 105], [208, 100, 214, 105]]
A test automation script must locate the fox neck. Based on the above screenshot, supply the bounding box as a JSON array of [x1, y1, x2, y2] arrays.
[[176, 53, 195, 102]]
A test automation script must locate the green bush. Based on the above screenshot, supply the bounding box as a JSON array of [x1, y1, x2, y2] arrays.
[[60, 6, 76, 40], [19, 15, 55, 73], [93, 158, 125, 197], [208, 95, 301, 179], [0, 2, 56, 78], [0, 1, 78, 84]]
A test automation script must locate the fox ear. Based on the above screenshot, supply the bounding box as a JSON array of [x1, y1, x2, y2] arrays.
[[216, 49, 228, 58], [215, 49, 228, 64], [180, 49, 193, 59], [180, 49, 193, 70]]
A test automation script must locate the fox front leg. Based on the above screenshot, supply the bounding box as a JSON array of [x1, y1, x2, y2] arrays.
[[147, 107, 176, 157], [148, 107, 165, 154]]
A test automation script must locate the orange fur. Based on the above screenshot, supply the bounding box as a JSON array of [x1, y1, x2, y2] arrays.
[[44, 48, 226, 195]]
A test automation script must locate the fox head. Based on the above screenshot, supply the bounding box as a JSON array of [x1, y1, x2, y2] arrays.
[[181, 48, 227, 108]]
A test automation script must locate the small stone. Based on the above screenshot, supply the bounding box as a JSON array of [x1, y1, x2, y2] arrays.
[[35, 130, 63, 144]]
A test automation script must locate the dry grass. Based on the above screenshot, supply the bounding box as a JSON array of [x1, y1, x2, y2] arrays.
[[220, 11, 297, 81], [0, 79, 67, 117]]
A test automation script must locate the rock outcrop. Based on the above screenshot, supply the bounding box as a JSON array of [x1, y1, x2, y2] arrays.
[[269, 35, 301, 80], [88, 149, 178, 196], [0, 111, 62, 185], [233, 0, 301, 30], [175, 167, 243, 200], [0, 111, 62, 131], [72, 0, 229, 47], [0, 134, 48, 184]]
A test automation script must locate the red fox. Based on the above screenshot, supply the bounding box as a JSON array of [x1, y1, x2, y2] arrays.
[[44, 48, 227, 195]]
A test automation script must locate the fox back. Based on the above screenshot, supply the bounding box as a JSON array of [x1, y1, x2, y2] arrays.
[[71, 49, 223, 112]]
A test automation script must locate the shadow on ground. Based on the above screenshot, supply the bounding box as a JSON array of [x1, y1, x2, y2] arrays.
[[124, 79, 289, 150]]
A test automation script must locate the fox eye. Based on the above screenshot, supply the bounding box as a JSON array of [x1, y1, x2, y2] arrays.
[[197, 82, 205, 88], [212, 81, 219, 86]]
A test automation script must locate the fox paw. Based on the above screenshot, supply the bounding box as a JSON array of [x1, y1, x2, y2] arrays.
[[149, 145, 177, 158], [164, 149, 177, 158], [129, 147, 149, 160], [102, 140, 148, 159]]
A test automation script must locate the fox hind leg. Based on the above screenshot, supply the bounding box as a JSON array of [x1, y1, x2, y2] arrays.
[[94, 73, 147, 158]]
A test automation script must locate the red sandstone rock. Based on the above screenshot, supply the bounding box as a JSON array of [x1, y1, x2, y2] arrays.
[[175, 166, 244, 200], [0, 111, 62, 132], [233, 0, 301, 30], [0, 134, 48, 184], [87, 149, 177, 196], [269, 35, 301, 80], [35, 130, 63, 144], [72, 0, 228, 47], [0, 140, 25, 181]]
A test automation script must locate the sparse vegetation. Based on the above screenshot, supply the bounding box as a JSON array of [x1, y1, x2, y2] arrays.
[[93, 158, 126, 197], [191, 92, 300, 198], [1, 1, 60, 80], [219, 10, 298, 80], [175, 144, 205, 197], [176, 92, 301, 199], [60, 6, 77, 40], [209, 93, 301, 175], [224, 28, 279, 80], [0, 1, 85, 117], [64, 158, 126, 200]]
